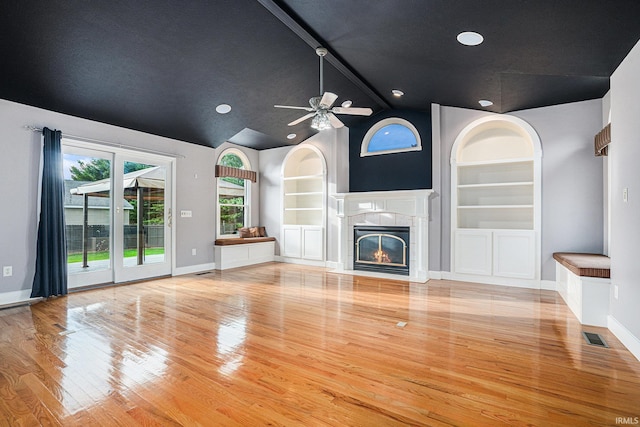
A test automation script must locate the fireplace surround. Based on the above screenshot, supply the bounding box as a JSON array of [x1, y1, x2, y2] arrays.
[[333, 189, 433, 282]]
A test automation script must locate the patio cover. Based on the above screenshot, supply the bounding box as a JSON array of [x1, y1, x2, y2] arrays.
[[70, 166, 165, 196]]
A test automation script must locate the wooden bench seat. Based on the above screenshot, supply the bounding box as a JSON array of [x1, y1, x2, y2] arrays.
[[214, 237, 276, 270], [552, 252, 610, 278], [553, 252, 610, 327], [215, 237, 276, 246]]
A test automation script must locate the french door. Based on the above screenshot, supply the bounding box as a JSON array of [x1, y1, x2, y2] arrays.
[[63, 141, 174, 288]]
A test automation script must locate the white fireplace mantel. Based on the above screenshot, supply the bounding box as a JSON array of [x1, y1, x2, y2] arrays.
[[332, 189, 434, 282]]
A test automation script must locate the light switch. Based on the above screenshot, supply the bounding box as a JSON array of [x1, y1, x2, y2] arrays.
[[623, 188, 628, 203], [180, 210, 192, 218]]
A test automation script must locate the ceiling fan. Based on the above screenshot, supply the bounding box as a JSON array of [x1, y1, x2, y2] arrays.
[[275, 47, 373, 130]]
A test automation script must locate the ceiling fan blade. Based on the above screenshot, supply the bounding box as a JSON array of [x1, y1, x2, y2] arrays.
[[319, 92, 338, 109], [275, 104, 314, 112], [328, 113, 344, 128], [331, 106, 373, 116], [288, 113, 315, 126]]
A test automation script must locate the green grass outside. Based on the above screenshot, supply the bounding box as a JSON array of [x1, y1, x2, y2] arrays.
[[67, 248, 165, 264]]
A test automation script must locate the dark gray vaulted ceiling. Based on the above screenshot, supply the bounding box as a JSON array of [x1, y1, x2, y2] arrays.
[[1, 1, 639, 150]]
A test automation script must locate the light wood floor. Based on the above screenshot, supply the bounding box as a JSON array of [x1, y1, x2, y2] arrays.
[[1, 263, 639, 426]]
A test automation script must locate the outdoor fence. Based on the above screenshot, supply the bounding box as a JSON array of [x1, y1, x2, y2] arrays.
[[66, 225, 164, 253]]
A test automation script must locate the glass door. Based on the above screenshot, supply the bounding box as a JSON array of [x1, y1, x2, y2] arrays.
[[63, 146, 114, 288], [113, 155, 172, 283], [63, 142, 173, 287]]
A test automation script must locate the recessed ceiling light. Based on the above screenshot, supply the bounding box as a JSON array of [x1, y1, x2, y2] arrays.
[[341, 100, 353, 108], [215, 103, 232, 114], [478, 99, 493, 107], [286, 133, 296, 140], [457, 31, 484, 46], [392, 89, 404, 97]]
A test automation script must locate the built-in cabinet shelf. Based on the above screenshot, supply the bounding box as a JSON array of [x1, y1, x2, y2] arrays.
[[281, 145, 326, 262], [456, 159, 535, 230], [451, 116, 541, 282]]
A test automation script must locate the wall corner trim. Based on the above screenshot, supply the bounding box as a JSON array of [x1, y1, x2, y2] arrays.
[[173, 262, 216, 276]]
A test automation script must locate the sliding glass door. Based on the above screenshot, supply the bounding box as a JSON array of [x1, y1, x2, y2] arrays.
[[63, 143, 173, 287], [113, 155, 172, 283]]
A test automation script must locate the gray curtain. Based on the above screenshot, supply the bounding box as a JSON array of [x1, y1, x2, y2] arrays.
[[31, 127, 68, 298]]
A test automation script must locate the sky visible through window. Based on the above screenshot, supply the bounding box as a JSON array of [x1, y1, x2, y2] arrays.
[[367, 124, 418, 152], [63, 154, 92, 179]]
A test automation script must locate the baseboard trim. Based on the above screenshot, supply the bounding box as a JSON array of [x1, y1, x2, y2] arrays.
[[325, 261, 338, 270], [173, 263, 216, 276], [0, 289, 40, 309], [540, 280, 557, 291], [275, 256, 327, 267], [428, 271, 443, 280], [608, 315, 640, 362], [437, 271, 542, 289]]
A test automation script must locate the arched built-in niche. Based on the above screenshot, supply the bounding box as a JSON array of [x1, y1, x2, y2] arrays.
[[281, 144, 327, 263], [451, 115, 542, 283]]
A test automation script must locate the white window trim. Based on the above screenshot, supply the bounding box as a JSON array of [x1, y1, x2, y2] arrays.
[[360, 117, 422, 157], [216, 148, 251, 238]]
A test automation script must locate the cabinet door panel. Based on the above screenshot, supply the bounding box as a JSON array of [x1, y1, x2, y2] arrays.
[[302, 227, 324, 260], [492, 230, 535, 279], [282, 226, 302, 258], [454, 230, 492, 275]]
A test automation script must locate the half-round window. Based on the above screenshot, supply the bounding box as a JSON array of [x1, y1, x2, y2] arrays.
[[361, 118, 421, 157]]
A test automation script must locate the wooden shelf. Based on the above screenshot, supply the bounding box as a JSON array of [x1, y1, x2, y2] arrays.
[[283, 174, 323, 181], [458, 205, 534, 209], [284, 192, 324, 196], [456, 158, 533, 167], [458, 182, 533, 189]]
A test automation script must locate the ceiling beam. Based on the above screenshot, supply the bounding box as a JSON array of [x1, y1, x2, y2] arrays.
[[258, 0, 390, 110]]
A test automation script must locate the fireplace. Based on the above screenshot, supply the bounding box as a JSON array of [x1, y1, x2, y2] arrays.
[[333, 189, 433, 282], [353, 226, 410, 276]]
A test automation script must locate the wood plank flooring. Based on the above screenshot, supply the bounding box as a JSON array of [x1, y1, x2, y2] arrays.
[[1, 263, 639, 426]]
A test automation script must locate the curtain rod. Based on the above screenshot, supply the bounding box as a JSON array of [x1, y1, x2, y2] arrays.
[[23, 125, 186, 159]]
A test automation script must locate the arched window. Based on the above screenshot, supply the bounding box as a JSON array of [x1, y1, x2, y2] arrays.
[[361, 118, 421, 157], [216, 148, 252, 237]]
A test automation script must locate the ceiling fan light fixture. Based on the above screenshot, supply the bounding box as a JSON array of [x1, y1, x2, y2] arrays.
[[286, 133, 296, 140], [341, 100, 353, 108], [478, 99, 493, 107], [215, 103, 232, 114], [457, 31, 484, 46], [311, 111, 331, 130]]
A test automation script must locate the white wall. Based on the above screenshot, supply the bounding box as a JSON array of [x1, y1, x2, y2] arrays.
[[610, 38, 640, 345], [436, 99, 603, 280], [0, 98, 216, 303]]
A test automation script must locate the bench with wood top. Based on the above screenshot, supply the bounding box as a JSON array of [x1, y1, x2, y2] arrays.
[[214, 237, 276, 270], [553, 252, 610, 327]]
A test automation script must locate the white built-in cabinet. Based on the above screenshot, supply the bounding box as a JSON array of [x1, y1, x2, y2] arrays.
[[281, 145, 326, 262], [451, 115, 542, 282]]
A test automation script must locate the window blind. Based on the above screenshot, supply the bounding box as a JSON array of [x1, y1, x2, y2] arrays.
[[595, 123, 611, 157]]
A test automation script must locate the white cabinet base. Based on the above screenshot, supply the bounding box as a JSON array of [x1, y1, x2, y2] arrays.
[[281, 225, 324, 263], [455, 230, 492, 275], [556, 261, 610, 327], [214, 241, 275, 270], [454, 229, 535, 279], [493, 230, 535, 279]]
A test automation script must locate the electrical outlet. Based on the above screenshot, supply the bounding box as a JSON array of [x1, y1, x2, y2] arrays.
[[614, 285, 619, 300], [3, 266, 12, 277], [192, 248, 197, 256]]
